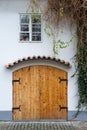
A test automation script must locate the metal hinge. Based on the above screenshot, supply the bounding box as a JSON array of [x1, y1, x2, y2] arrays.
[[59, 77, 68, 84], [12, 78, 20, 84], [59, 105, 68, 111], [12, 105, 21, 112]]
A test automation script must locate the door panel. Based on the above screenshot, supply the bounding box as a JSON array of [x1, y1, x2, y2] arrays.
[[12, 66, 67, 120]]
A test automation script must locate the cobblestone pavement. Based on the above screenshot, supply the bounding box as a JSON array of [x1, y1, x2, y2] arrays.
[[0, 121, 77, 130], [0, 121, 87, 130], [71, 121, 87, 130]]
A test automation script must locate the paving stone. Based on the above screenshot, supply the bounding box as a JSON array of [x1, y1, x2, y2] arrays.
[[0, 122, 78, 130]]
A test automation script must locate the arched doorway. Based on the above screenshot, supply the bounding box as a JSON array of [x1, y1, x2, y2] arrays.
[[12, 65, 68, 120]]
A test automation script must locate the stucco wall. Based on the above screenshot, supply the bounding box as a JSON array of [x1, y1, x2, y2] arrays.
[[0, 0, 78, 114]]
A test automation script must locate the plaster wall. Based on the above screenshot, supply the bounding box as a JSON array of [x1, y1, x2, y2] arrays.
[[0, 0, 78, 114]]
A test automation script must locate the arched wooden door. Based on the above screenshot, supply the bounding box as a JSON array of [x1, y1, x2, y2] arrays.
[[12, 66, 68, 120]]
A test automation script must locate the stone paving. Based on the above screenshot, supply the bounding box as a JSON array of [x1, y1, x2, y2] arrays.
[[0, 121, 77, 130], [71, 121, 87, 130], [0, 121, 87, 130]]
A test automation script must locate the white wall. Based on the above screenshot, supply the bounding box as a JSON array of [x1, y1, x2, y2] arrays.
[[0, 0, 78, 111]]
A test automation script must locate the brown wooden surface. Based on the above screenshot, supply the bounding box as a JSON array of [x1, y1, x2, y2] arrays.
[[12, 66, 67, 120]]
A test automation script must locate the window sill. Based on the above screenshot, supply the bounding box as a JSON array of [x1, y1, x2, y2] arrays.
[[19, 41, 42, 43]]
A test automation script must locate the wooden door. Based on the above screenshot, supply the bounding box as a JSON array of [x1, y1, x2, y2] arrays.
[[12, 66, 67, 120]]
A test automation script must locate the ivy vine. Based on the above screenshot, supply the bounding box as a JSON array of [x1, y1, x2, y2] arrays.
[[44, 23, 73, 54], [76, 26, 87, 114]]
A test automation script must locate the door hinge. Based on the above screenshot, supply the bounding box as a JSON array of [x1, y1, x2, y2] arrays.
[[12, 78, 20, 84], [59, 105, 68, 111], [12, 105, 21, 112], [59, 77, 68, 84]]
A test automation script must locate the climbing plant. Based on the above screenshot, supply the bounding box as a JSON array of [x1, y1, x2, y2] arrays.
[[30, 0, 87, 114], [28, 0, 74, 54]]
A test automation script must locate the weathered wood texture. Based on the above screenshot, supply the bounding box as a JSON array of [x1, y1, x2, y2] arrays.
[[12, 66, 67, 120]]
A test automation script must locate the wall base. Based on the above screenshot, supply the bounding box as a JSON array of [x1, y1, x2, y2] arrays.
[[68, 111, 87, 121], [0, 111, 87, 121], [0, 111, 12, 120]]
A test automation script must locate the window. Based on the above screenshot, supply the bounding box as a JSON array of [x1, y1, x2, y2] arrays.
[[20, 14, 41, 42]]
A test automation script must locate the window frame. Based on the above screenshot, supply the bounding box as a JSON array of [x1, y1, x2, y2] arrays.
[[19, 13, 42, 43]]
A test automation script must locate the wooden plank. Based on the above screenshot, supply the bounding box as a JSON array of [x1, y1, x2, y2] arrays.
[[12, 70, 21, 120], [27, 67, 31, 119], [34, 66, 40, 119], [40, 66, 48, 119]]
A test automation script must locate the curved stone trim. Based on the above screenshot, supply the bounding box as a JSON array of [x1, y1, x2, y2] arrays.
[[5, 56, 72, 69]]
